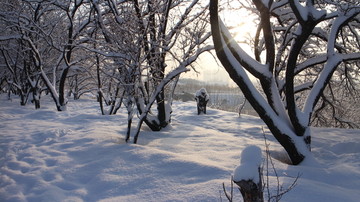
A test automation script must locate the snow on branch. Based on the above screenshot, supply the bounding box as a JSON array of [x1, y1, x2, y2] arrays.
[[0, 35, 21, 41], [327, 8, 360, 53], [132, 42, 212, 143], [166, 0, 201, 43], [294, 81, 313, 94], [342, 52, 360, 61], [219, 20, 271, 79], [303, 7, 360, 117], [290, 0, 326, 24], [295, 54, 327, 74], [216, 23, 286, 126], [132, 66, 190, 143]]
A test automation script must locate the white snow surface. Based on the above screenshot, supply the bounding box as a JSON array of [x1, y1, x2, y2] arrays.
[[1, 95, 360, 201], [233, 145, 262, 183]]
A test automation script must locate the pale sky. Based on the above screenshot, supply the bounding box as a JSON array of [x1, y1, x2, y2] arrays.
[[181, 1, 257, 87]]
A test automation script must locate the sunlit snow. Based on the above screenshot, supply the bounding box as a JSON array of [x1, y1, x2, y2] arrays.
[[0, 94, 359, 201]]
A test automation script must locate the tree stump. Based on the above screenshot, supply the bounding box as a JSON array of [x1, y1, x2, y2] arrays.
[[234, 168, 263, 202], [195, 88, 209, 115], [233, 145, 264, 202]]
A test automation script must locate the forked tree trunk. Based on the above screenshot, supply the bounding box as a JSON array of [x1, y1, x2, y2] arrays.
[[209, 0, 308, 165]]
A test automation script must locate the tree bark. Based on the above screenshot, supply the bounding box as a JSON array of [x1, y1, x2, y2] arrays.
[[234, 168, 263, 202], [209, 0, 307, 165]]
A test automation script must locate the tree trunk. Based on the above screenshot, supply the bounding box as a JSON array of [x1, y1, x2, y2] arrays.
[[32, 88, 40, 109], [58, 67, 70, 111], [234, 162, 263, 202], [235, 179, 263, 202], [156, 90, 168, 128], [126, 116, 133, 143], [209, 0, 308, 165], [20, 92, 26, 106]]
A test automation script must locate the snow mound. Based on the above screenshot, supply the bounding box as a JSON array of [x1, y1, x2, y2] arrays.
[[233, 145, 262, 183]]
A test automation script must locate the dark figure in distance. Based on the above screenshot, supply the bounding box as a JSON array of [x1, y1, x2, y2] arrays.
[[195, 88, 209, 115]]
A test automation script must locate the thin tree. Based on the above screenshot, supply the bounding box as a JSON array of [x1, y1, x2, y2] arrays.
[[90, 0, 213, 142], [0, 0, 95, 111], [132, 0, 213, 133]]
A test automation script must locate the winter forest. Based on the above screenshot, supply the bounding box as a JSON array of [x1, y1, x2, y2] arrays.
[[1, 0, 360, 201]]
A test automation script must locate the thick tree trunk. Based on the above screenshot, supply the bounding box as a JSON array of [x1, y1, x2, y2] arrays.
[[58, 67, 69, 111], [20, 92, 26, 106], [156, 90, 168, 128], [32, 88, 40, 109], [209, 0, 308, 165], [96, 53, 105, 115], [126, 115, 133, 143]]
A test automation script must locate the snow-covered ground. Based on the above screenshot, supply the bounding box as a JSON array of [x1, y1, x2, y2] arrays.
[[1, 95, 359, 201]]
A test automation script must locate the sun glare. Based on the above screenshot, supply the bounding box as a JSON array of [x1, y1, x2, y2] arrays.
[[221, 8, 257, 44], [180, 3, 258, 86], [220, 10, 257, 59]]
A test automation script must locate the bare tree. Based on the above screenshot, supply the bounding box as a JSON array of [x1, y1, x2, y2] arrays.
[[0, 0, 43, 108], [210, 0, 360, 165], [131, 0, 213, 134], [311, 64, 360, 128], [89, 0, 213, 142], [89, 0, 144, 143], [0, 0, 95, 111]]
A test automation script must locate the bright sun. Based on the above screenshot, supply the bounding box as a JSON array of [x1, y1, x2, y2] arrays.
[[180, 4, 258, 85], [221, 12, 257, 57], [219, 4, 258, 47]]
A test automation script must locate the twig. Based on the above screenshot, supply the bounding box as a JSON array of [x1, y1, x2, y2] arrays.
[[262, 127, 301, 202], [222, 177, 234, 202]]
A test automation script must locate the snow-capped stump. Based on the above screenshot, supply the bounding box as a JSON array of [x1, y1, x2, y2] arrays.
[[194, 88, 209, 115], [233, 145, 263, 202], [234, 145, 262, 183]]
